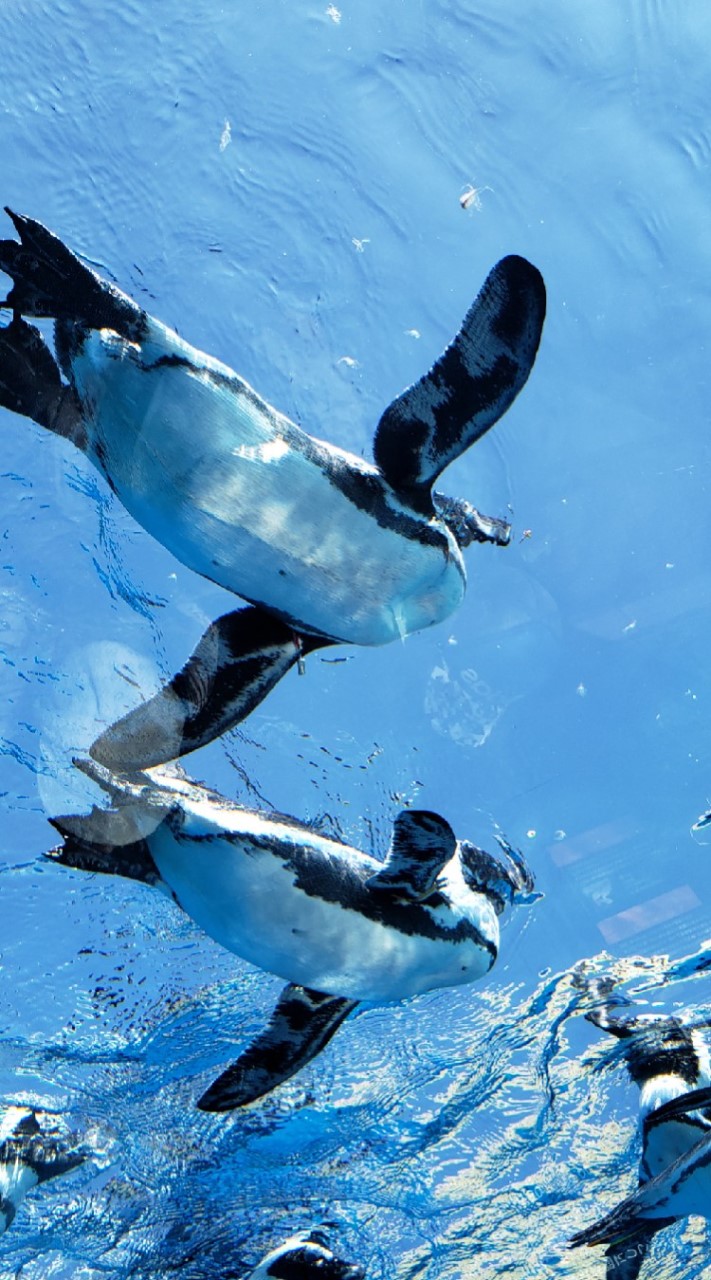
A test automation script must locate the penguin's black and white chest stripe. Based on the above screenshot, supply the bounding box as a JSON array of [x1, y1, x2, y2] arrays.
[[629, 1020, 711, 1181]]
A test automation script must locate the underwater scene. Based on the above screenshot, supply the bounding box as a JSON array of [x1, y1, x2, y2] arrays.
[[1, 1, 711, 1276]]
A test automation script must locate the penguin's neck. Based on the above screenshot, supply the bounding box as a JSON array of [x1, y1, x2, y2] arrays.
[[638, 1031, 711, 1120], [639, 1073, 690, 1120]]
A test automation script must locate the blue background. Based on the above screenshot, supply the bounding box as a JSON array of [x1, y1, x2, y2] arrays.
[[1, 2, 711, 1276]]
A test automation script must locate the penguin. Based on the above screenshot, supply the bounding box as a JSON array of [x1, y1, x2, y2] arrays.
[[0, 1106, 85, 1235], [692, 805, 711, 834], [569, 983, 711, 1278], [244, 1231, 364, 1280], [0, 210, 546, 769], [46, 757, 535, 1110]]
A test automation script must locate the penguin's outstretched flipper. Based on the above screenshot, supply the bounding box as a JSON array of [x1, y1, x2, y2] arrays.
[[197, 984, 357, 1112], [569, 1157, 690, 1249], [570, 1102, 711, 1250], [0, 208, 144, 340], [90, 607, 332, 771], [643, 1085, 711, 1128], [373, 254, 546, 512], [365, 810, 456, 903]]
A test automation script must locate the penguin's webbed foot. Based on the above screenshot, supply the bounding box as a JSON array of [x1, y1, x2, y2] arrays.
[[0, 316, 64, 429], [0, 209, 145, 341]]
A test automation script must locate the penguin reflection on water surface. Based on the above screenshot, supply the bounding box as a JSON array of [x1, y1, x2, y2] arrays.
[[47, 757, 536, 1111], [0, 211, 545, 768], [570, 984, 711, 1279], [0, 1107, 86, 1236], [245, 1232, 364, 1280]]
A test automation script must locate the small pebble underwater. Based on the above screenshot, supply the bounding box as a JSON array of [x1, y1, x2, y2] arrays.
[[2, 2, 711, 1277]]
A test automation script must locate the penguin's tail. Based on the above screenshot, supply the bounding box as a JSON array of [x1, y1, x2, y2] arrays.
[[46, 807, 162, 887], [0, 208, 145, 339], [0, 1109, 86, 1185]]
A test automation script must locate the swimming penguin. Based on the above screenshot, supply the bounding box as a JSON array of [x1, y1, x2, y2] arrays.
[[0, 1106, 85, 1235], [245, 1231, 365, 1280], [569, 984, 711, 1277], [46, 757, 535, 1110], [0, 210, 545, 768]]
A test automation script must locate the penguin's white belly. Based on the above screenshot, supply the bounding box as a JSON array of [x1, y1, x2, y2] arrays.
[[147, 825, 496, 1002], [640, 1141, 711, 1220], [643, 1119, 711, 1180], [0, 1162, 37, 1228], [672, 1166, 711, 1220], [71, 322, 465, 645]]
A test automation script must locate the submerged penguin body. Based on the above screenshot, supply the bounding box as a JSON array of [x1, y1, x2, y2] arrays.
[[55, 765, 500, 1003], [0, 210, 545, 766], [73, 315, 463, 646], [570, 992, 711, 1266], [0, 210, 545, 655], [149, 805, 496, 1003], [0, 1108, 85, 1235], [48, 761, 535, 1109]]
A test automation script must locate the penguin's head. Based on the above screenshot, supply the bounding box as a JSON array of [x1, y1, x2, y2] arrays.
[[458, 839, 536, 915], [586, 1000, 706, 1089], [246, 1232, 365, 1280]]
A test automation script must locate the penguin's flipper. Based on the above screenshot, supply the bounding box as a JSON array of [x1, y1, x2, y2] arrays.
[[569, 1134, 711, 1248], [644, 1085, 711, 1128], [569, 1191, 655, 1250], [46, 810, 163, 887], [197, 984, 357, 1112], [90, 607, 332, 771], [0, 209, 144, 340], [373, 255, 546, 509], [365, 810, 456, 903]]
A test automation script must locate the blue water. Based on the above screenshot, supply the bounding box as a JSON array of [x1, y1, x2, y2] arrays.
[[2, 0, 711, 1275]]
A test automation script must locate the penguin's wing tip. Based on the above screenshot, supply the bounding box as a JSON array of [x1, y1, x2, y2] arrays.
[[366, 809, 456, 902], [373, 254, 546, 498], [196, 985, 357, 1112]]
